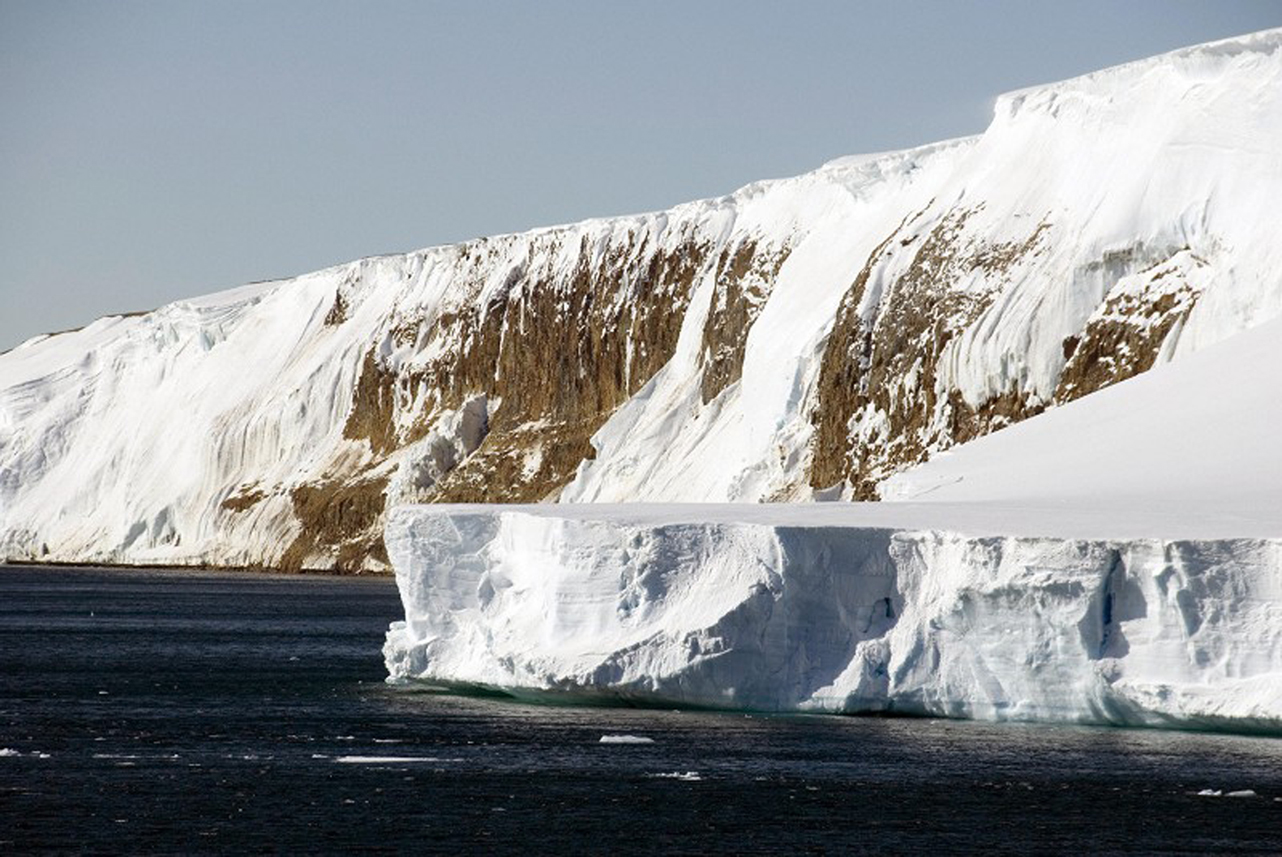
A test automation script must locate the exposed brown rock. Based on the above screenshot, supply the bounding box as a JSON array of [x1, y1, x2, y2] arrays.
[[279, 476, 389, 572], [700, 240, 792, 403], [808, 224, 905, 490], [1055, 266, 1200, 404], [809, 207, 1053, 496], [310, 227, 715, 565], [430, 418, 601, 503], [324, 291, 347, 326], [220, 484, 265, 513], [342, 348, 399, 456], [946, 390, 1046, 445]]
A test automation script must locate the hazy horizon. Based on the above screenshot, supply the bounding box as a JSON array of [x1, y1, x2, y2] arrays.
[[3, 1, 1280, 350]]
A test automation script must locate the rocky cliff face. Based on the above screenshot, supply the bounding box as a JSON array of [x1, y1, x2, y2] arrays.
[[2, 29, 1281, 571]]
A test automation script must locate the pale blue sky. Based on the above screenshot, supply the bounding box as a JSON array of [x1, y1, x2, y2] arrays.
[[2, 1, 1279, 350]]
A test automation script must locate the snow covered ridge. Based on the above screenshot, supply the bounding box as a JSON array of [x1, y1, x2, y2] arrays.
[[4, 28, 1282, 570], [383, 505, 1282, 730]]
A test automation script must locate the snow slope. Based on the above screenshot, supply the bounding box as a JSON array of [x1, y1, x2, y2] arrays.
[[3, 29, 1282, 570], [384, 257, 1282, 730], [882, 312, 1282, 517]]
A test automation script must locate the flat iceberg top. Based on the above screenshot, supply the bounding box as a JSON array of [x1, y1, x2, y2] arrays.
[[392, 498, 1282, 541]]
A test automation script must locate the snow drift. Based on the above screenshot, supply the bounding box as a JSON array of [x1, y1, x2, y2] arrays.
[[4, 30, 1282, 569]]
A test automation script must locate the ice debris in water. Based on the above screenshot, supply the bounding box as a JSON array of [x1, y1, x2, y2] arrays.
[[599, 735, 655, 745], [1198, 788, 1260, 798], [334, 756, 461, 764]]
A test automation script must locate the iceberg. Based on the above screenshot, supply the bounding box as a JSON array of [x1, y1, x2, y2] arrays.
[[383, 505, 1282, 729]]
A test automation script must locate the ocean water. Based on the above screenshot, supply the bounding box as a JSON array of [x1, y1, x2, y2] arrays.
[[2, 565, 1281, 854]]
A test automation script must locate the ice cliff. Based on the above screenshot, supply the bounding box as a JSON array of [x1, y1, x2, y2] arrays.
[[384, 507, 1282, 728], [3, 29, 1282, 571]]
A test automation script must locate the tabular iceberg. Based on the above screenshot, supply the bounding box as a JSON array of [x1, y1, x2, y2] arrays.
[[383, 505, 1282, 728]]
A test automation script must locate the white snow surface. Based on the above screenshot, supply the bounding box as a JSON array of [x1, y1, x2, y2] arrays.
[[384, 283, 1282, 730]]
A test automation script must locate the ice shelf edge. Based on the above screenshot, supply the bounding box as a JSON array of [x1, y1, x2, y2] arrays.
[[383, 506, 1282, 732]]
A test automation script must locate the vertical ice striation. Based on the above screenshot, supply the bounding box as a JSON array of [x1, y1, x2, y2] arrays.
[[383, 506, 1282, 730]]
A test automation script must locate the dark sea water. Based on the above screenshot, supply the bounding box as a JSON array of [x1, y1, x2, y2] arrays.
[[2, 565, 1281, 854]]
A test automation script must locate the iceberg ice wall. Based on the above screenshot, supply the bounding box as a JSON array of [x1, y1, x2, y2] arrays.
[[383, 506, 1282, 729]]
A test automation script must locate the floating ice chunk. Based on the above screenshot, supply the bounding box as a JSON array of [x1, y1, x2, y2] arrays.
[[649, 771, 702, 781], [599, 735, 655, 745], [0, 748, 19, 757], [1226, 789, 1259, 798], [333, 756, 462, 764], [1197, 789, 1223, 797]]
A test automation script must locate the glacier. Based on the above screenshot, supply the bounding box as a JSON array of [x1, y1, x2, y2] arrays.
[[384, 310, 1282, 729], [4, 29, 1282, 570]]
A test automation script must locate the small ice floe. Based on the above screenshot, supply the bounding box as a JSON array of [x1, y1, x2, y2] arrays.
[[649, 771, 702, 781], [0, 748, 20, 757], [1196, 789, 1222, 797], [372, 738, 404, 744], [1226, 789, 1259, 798], [598, 735, 654, 745], [333, 756, 462, 764]]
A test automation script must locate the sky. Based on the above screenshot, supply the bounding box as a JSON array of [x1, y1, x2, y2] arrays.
[[2, 1, 1280, 351]]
